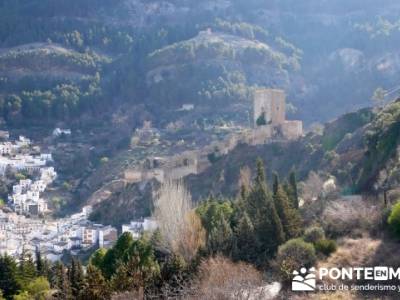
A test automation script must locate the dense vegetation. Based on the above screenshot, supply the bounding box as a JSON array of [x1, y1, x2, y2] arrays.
[[1, 0, 399, 126], [0, 158, 338, 299], [357, 100, 400, 191]]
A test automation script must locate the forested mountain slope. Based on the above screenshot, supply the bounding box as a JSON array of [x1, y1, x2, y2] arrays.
[[1, 0, 400, 126]]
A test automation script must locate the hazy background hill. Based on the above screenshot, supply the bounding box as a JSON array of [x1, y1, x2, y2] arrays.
[[1, 0, 400, 126]]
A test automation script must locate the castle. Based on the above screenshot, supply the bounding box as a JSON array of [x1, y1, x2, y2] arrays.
[[124, 88, 303, 184], [252, 88, 302, 143]]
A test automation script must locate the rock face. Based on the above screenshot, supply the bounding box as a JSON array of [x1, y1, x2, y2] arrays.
[[89, 180, 156, 227]]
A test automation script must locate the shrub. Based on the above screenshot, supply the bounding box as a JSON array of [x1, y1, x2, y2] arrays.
[[276, 238, 316, 282], [388, 201, 400, 237], [14, 173, 26, 181], [100, 157, 109, 164], [304, 226, 325, 243], [322, 198, 381, 237], [194, 256, 266, 299], [314, 239, 337, 256], [62, 181, 72, 191]]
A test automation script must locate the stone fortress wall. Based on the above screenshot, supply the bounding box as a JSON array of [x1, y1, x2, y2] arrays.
[[125, 88, 303, 183]]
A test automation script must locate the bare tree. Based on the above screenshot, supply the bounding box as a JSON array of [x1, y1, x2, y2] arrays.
[[299, 171, 324, 203], [153, 180, 205, 262], [176, 211, 206, 262], [322, 198, 381, 236], [192, 256, 277, 300], [238, 166, 252, 190]]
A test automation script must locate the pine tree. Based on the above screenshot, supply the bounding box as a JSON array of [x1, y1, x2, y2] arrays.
[[272, 172, 279, 196], [35, 248, 50, 277], [288, 170, 299, 209], [18, 250, 37, 289], [239, 184, 249, 206], [274, 183, 303, 239], [42, 259, 51, 282], [81, 264, 110, 300], [123, 238, 160, 290], [110, 263, 133, 292], [35, 248, 43, 276], [160, 253, 186, 282], [207, 215, 233, 256], [101, 232, 133, 278], [233, 212, 258, 263], [51, 261, 72, 300], [247, 159, 285, 258], [255, 158, 266, 186], [0, 254, 20, 299], [68, 258, 85, 299], [90, 248, 107, 270]]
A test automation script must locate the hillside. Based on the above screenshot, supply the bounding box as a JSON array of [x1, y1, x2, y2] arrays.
[[1, 0, 400, 127], [187, 100, 400, 200], [78, 99, 400, 227], [145, 29, 299, 112], [4, 2, 400, 299]]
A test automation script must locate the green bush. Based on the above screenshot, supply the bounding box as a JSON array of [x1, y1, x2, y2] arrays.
[[100, 157, 109, 164], [14, 173, 26, 181], [303, 226, 325, 244], [256, 113, 266, 126], [314, 239, 337, 256], [276, 238, 316, 282], [388, 202, 400, 237]]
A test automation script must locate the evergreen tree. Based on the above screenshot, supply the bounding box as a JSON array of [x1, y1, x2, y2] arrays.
[[230, 198, 244, 229], [51, 261, 72, 300], [160, 253, 186, 283], [207, 215, 233, 256], [68, 258, 85, 299], [272, 172, 279, 196], [0, 254, 20, 299], [273, 183, 303, 239], [123, 238, 160, 290], [42, 259, 51, 282], [90, 248, 107, 270], [81, 265, 110, 300], [247, 159, 285, 258], [17, 250, 37, 289], [255, 158, 266, 186], [198, 198, 233, 234], [239, 184, 249, 207], [288, 170, 299, 209], [110, 263, 133, 292], [233, 212, 258, 263], [35, 248, 43, 276], [101, 232, 133, 278], [35, 248, 50, 278], [149, 228, 166, 262]]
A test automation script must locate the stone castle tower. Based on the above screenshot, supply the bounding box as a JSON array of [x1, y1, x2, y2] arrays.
[[253, 89, 286, 127], [251, 88, 303, 142]]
